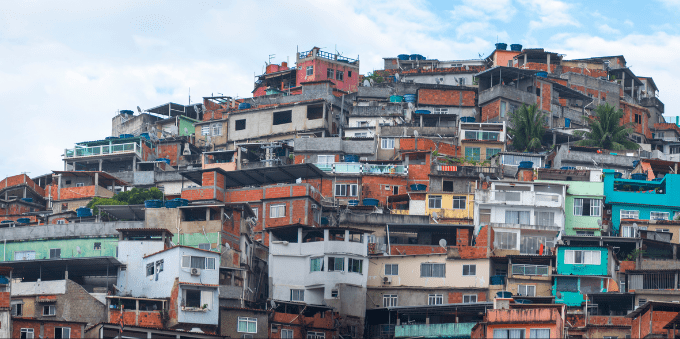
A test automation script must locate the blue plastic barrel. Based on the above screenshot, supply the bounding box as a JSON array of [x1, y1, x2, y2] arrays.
[[415, 110, 431, 115], [495, 43, 507, 50], [565, 118, 571, 128], [536, 72, 548, 78], [389, 95, 404, 102], [119, 134, 134, 139], [496, 291, 512, 298], [403, 94, 416, 102], [0, 220, 12, 224], [460, 117, 476, 122], [76, 207, 92, 218], [410, 54, 425, 60], [519, 161, 534, 169], [345, 155, 359, 163], [16, 218, 31, 224], [510, 44, 523, 52], [238, 103, 251, 110], [362, 198, 379, 206], [145, 199, 163, 208], [397, 54, 410, 60], [21, 198, 33, 203], [631, 173, 647, 181]]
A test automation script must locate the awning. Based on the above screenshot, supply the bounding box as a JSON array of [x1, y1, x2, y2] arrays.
[[98, 205, 145, 220], [4, 257, 121, 281], [180, 163, 327, 188]]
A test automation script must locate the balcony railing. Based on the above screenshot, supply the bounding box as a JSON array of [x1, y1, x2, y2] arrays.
[[434, 165, 500, 177], [395, 323, 476, 339], [314, 163, 407, 175], [512, 264, 550, 276], [64, 142, 141, 159], [476, 190, 563, 207]]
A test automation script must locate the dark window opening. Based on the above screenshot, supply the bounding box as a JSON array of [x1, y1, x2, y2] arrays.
[[536, 87, 541, 97], [307, 105, 323, 120], [273, 110, 292, 125], [635, 114, 642, 124], [185, 289, 201, 308], [336, 70, 344, 81], [348, 71, 352, 78], [235, 119, 246, 131], [65, 180, 71, 185], [443, 180, 454, 192]]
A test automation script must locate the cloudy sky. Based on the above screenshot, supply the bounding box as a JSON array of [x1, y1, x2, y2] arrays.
[[2, 0, 680, 177]]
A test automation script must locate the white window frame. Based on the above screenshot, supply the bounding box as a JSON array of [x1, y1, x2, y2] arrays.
[[433, 107, 449, 114], [21, 328, 34, 339], [56, 327, 71, 339], [620, 210, 639, 219], [590, 199, 602, 217], [495, 231, 518, 250], [421, 263, 445, 278], [383, 294, 398, 307], [49, 248, 61, 259], [211, 122, 223, 136], [518, 284, 536, 297], [11, 303, 22, 316], [463, 294, 477, 303], [181, 255, 217, 270], [43, 304, 56, 316], [428, 294, 443, 305], [307, 332, 325, 339], [463, 264, 476, 276], [385, 264, 398, 276], [201, 125, 210, 136], [306, 66, 313, 76], [281, 329, 294, 339], [381, 138, 395, 149], [270, 204, 286, 218], [564, 250, 601, 265], [56, 219, 65, 225], [651, 211, 670, 220], [621, 226, 637, 238], [237, 317, 257, 334], [530, 329, 550, 339], [334, 184, 358, 197], [290, 289, 304, 302], [452, 196, 466, 210], [494, 329, 525, 339], [75, 182, 85, 187], [198, 243, 211, 250], [317, 155, 335, 164], [574, 199, 602, 217], [428, 195, 442, 209]]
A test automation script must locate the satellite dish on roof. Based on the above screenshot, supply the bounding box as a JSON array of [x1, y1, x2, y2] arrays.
[[137, 106, 142, 113], [413, 130, 419, 137], [479, 173, 485, 180], [431, 212, 439, 224], [363, 79, 371, 87], [271, 300, 277, 309], [485, 176, 491, 182], [395, 73, 400, 82], [597, 219, 602, 227], [439, 239, 447, 248]]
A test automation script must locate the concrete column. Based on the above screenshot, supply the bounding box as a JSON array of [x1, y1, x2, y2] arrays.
[[136, 300, 140, 326], [57, 175, 62, 200], [345, 230, 350, 242], [621, 72, 626, 92], [523, 54, 527, 67], [98, 159, 103, 171], [547, 54, 551, 73], [237, 146, 242, 170], [23, 187, 26, 198], [133, 157, 137, 172], [94, 172, 99, 197], [206, 208, 211, 221], [508, 257, 513, 278]]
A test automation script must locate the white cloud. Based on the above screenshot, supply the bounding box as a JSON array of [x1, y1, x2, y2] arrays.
[[519, 0, 580, 30], [624, 19, 634, 27], [598, 24, 620, 34]]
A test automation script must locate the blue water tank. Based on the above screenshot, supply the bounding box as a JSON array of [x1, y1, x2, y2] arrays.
[[173, 198, 189, 206], [120, 110, 134, 115], [496, 291, 512, 298], [510, 44, 523, 52], [165, 200, 181, 209], [410, 184, 427, 191], [560, 166, 576, 170], [238, 103, 251, 110], [140, 133, 150, 140], [397, 54, 410, 60], [565, 118, 571, 128], [403, 94, 416, 103], [348, 200, 359, 207], [519, 161, 534, 169], [345, 155, 359, 163], [119, 134, 134, 139], [409, 54, 425, 60], [460, 117, 476, 122], [145, 199, 163, 208], [156, 158, 171, 165], [16, 218, 31, 224], [105, 136, 118, 140], [631, 173, 647, 181], [76, 207, 92, 218], [415, 110, 431, 115], [362, 198, 379, 206], [536, 72, 548, 78], [389, 95, 404, 102], [21, 198, 33, 203], [495, 43, 507, 50]]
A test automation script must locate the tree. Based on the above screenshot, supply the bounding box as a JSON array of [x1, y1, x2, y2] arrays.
[[508, 104, 547, 152], [575, 103, 640, 150], [86, 187, 163, 216]]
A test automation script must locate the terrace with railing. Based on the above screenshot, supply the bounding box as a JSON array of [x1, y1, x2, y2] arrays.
[[64, 142, 141, 159], [314, 162, 408, 175], [298, 49, 359, 65], [476, 190, 563, 208], [512, 264, 550, 276]]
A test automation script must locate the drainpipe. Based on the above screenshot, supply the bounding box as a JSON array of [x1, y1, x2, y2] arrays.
[[386, 224, 391, 255]]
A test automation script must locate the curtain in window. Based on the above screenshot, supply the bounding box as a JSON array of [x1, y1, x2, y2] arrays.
[[505, 211, 530, 224], [509, 329, 524, 339], [310, 258, 323, 272], [191, 257, 205, 269], [530, 329, 549, 339]]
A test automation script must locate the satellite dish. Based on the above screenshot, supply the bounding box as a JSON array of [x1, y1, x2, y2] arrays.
[[137, 106, 142, 113], [223, 243, 231, 251], [413, 130, 419, 137], [597, 219, 602, 226], [395, 73, 400, 82], [76, 246, 82, 255], [479, 173, 485, 180], [431, 212, 439, 224], [633, 223, 638, 228], [270, 300, 277, 308], [363, 79, 371, 87], [439, 239, 447, 248], [435, 78, 441, 84]]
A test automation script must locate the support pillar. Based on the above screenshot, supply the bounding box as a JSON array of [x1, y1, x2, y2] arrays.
[[94, 172, 99, 197], [547, 54, 551, 73]]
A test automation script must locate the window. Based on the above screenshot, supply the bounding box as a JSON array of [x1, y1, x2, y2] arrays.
[[521, 235, 554, 255], [651, 211, 670, 220], [201, 125, 210, 136], [464, 131, 500, 141], [317, 155, 334, 164], [518, 285, 536, 296], [428, 294, 443, 305], [306, 66, 313, 76], [290, 289, 304, 302], [428, 195, 442, 209], [620, 210, 639, 219], [381, 138, 395, 149], [327, 68, 334, 79], [348, 258, 363, 273], [480, 209, 491, 223], [356, 120, 369, 127], [421, 263, 445, 277], [500, 101, 507, 118], [14, 251, 35, 261], [530, 329, 550, 339], [487, 148, 502, 159], [433, 108, 449, 114], [281, 329, 294, 339], [534, 211, 555, 226], [183, 289, 213, 309], [621, 226, 637, 238], [505, 210, 530, 224], [21, 328, 34, 339], [328, 257, 344, 272], [55, 327, 71, 339], [574, 199, 602, 217], [43, 305, 56, 316], [307, 105, 323, 120], [198, 243, 211, 250], [181, 256, 217, 270], [146, 263, 154, 276], [459, 77, 466, 85], [639, 298, 647, 306], [57, 220, 65, 225], [307, 332, 325, 339], [11, 303, 22, 316], [463, 294, 477, 303], [336, 70, 344, 81], [385, 264, 399, 276], [348, 71, 352, 77], [270, 204, 286, 218], [235, 119, 246, 131], [452, 196, 466, 209], [237, 317, 257, 333], [565, 250, 601, 265], [465, 147, 480, 161], [211, 123, 222, 136], [335, 184, 358, 197], [657, 228, 670, 233], [156, 259, 163, 273], [331, 289, 339, 298], [310, 257, 324, 272], [273, 110, 292, 125], [94, 242, 101, 250], [494, 329, 525, 339], [49, 248, 61, 259], [577, 231, 595, 236], [635, 114, 642, 124], [383, 294, 398, 307], [495, 231, 518, 250], [75, 182, 84, 187], [463, 264, 476, 276]]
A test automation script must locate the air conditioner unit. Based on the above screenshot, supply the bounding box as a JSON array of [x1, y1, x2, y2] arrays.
[[360, 157, 368, 161], [190, 268, 201, 276], [271, 324, 279, 333], [311, 204, 318, 209], [384, 186, 390, 190], [383, 276, 392, 284], [606, 210, 612, 215]]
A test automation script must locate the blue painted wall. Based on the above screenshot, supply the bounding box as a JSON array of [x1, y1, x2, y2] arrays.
[[556, 246, 608, 276]]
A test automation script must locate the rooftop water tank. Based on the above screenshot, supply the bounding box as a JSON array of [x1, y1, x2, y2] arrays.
[[16, 218, 31, 224], [140, 133, 150, 140], [518, 161, 534, 169], [403, 94, 416, 103], [120, 110, 134, 115], [362, 198, 379, 206], [119, 134, 134, 139], [157, 158, 171, 165], [510, 44, 523, 52], [238, 103, 251, 110], [495, 43, 507, 50], [398, 54, 410, 60], [631, 173, 647, 181], [145, 199, 163, 208], [460, 117, 476, 123], [415, 110, 431, 115], [536, 71, 548, 78], [389, 95, 404, 102]]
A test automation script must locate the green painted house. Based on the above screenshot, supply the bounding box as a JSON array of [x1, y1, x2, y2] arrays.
[[535, 180, 604, 236], [554, 246, 612, 306]]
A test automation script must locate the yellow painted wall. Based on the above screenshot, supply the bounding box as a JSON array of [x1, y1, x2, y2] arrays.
[[367, 255, 489, 288], [425, 193, 475, 220]]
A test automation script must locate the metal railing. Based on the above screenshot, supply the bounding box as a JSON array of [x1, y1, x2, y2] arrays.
[[512, 264, 549, 276], [64, 142, 140, 158], [314, 162, 407, 174]]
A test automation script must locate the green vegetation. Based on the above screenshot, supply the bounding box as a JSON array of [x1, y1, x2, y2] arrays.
[[507, 104, 547, 152], [574, 103, 640, 150], [87, 187, 163, 215]]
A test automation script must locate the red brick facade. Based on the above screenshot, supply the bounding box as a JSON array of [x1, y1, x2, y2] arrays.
[[418, 88, 476, 107], [12, 319, 84, 339]]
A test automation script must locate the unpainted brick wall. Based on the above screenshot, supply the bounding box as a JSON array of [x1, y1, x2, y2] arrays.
[[481, 99, 501, 122], [156, 143, 180, 166], [418, 89, 476, 107]]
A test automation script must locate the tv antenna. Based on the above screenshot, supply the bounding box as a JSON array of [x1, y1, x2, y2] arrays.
[[268, 54, 276, 65]]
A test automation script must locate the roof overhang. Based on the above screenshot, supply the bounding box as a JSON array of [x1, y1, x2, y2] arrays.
[[180, 163, 327, 188], [98, 205, 145, 220]]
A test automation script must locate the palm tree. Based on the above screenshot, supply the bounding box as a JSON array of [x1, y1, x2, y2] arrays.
[[508, 104, 546, 152], [575, 103, 640, 150]]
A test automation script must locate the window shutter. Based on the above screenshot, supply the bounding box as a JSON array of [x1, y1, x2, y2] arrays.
[[592, 251, 601, 265], [182, 256, 190, 268], [565, 250, 573, 264], [201, 290, 213, 309]]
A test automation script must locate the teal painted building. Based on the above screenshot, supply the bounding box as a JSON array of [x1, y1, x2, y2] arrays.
[[536, 180, 604, 236], [554, 246, 610, 306], [603, 170, 680, 236], [0, 237, 118, 261]]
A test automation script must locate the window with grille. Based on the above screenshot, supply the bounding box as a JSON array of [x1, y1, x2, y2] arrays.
[[651, 211, 670, 220], [201, 125, 210, 136], [383, 294, 398, 307], [465, 147, 480, 161], [429, 195, 442, 209], [452, 196, 466, 209], [463, 294, 477, 303], [433, 108, 449, 114], [620, 210, 639, 219], [381, 138, 394, 149], [211, 123, 222, 136], [336, 70, 344, 81], [421, 263, 445, 277], [306, 66, 313, 76], [487, 148, 502, 159], [198, 243, 211, 250], [327, 68, 334, 79], [50, 248, 61, 259]]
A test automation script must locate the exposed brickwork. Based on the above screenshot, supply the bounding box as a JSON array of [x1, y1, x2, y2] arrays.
[[619, 260, 635, 273], [156, 143, 180, 166], [523, 62, 557, 73], [481, 99, 501, 122], [621, 101, 652, 139], [58, 186, 95, 200], [540, 81, 552, 112], [457, 246, 487, 259], [418, 89, 476, 107], [181, 187, 216, 201], [270, 310, 336, 339], [360, 176, 407, 204], [0, 291, 8, 308], [0, 174, 45, 197], [390, 245, 446, 255], [110, 310, 163, 328]]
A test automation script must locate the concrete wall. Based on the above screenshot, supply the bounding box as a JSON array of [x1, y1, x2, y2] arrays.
[[536, 180, 604, 236], [0, 221, 142, 242], [367, 287, 485, 309], [112, 113, 162, 137], [556, 246, 608, 276], [554, 145, 639, 172], [366, 255, 489, 288], [228, 104, 329, 142], [294, 137, 376, 155], [220, 308, 268, 338]]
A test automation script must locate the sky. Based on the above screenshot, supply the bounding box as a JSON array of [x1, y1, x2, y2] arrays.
[[2, 0, 680, 177]]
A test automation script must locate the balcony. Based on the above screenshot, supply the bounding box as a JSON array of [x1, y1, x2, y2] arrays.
[[476, 190, 563, 208], [64, 142, 141, 159], [395, 322, 476, 339], [512, 264, 549, 276], [314, 162, 407, 175], [479, 85, 537, 106], [433, 165, 500, 178]]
